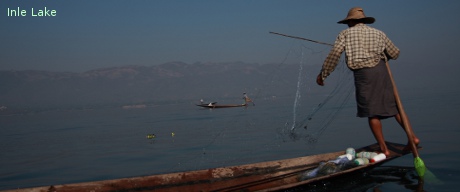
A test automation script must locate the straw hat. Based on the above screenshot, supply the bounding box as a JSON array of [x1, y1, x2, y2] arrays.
[[337, 7, 375, 24]]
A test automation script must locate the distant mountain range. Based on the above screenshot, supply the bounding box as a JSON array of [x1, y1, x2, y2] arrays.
[[0, 62, 320, 110]]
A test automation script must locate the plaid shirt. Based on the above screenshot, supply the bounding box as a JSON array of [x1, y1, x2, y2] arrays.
[[320, 23, 400, 80]]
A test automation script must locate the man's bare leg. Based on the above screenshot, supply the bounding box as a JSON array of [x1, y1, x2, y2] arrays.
[[368, 117, 390, 156]]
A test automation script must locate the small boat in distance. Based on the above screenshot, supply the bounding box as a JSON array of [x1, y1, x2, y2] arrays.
[[197, 93, 254, 109], [196, 103, 247, 108]]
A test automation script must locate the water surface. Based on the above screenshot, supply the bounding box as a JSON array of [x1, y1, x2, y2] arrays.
[[1, 89, 459, 191]]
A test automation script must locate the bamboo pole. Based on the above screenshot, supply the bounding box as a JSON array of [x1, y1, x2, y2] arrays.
[[385, 61, 425, 176]]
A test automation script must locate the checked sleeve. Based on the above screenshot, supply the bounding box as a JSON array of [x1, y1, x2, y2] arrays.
[[320, 33, 346, 80], [384, 36, 400, 60]]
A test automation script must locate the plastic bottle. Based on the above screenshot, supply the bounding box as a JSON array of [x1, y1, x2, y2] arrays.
[[370, 153, 386, 163], [346, 148, 355, 157], [356, 151, 378, 159], [354, 157, 369, 165], [338, 154, 353, 161]]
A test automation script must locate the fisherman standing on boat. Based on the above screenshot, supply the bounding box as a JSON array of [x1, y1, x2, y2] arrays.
[[316, 7, 420, 156], [243, 92, 253, 105]]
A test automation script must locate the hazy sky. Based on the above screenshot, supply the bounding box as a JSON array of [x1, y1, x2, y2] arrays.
[[1, 1, 460, 72]]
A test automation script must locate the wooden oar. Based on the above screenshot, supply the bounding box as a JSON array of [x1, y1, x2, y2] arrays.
[[385, 60, 426, 177]]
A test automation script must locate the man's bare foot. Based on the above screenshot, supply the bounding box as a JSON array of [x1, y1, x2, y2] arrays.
[[403, 137, 420, 151], [376, 147, 391, 156], [380, 150, 390, 157]]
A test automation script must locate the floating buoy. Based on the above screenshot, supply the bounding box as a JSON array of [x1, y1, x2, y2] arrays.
[[370, 153, 386, 163], [354, 157, 369, 165], [356, 151, 378, 159], [346, 148, 355, 157], [146, 134, 156, 139], [171, 132, 175, 137]]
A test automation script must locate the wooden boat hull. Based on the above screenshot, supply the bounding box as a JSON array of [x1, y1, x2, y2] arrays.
[[196, 104, 247, 108], [4, 142, 416, 192]]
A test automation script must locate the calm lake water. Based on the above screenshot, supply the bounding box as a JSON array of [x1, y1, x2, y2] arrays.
[[1, 86, 459, 191]]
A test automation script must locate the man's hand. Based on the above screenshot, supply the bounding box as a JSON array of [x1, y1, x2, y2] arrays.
[[316, 74, 324, 86]]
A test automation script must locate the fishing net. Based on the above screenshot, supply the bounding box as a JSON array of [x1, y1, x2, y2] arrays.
[[161, 40, 356, 174], [276, 44, 354, 144]]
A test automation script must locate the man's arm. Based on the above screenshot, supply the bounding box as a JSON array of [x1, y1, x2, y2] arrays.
[[384, 35, 400, 60], [317, 32, 346, 85]]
